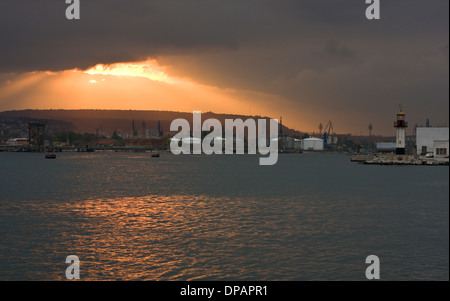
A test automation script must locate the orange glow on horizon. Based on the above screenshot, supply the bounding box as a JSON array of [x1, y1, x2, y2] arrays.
[[0, 58, 317, 132], [84, 59, 188, 85]]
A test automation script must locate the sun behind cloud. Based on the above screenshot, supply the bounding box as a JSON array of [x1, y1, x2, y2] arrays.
[[0, 56, 324, 132], [84, 59, 187, 85], [0, 58, 302, 126]]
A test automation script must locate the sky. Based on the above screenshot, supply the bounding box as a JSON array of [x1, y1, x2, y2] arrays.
[[0, 0, 448, 135]]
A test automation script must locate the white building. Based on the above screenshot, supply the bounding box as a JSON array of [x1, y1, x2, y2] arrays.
[[302, 137, 324, 151], [416, 127, 449, 156]]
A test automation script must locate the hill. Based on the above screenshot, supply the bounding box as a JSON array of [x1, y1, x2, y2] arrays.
[[0, 109, 304, 138]]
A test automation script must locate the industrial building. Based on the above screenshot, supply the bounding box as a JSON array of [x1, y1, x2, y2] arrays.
[[125, 137, 165, 149], [94, 139, 116, 148], [6, 138, 29, 146], [28, 121, 46, 150], [294, 138, 302, 150], [145, 129, 160, 138], [280, 137, 302, 151], [302, 137, 324, 151], [416, 127, 449, 156]]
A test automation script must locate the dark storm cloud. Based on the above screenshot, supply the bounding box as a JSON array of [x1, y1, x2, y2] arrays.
[[0, 0, 447, 71], [0, 0, 448, 133]]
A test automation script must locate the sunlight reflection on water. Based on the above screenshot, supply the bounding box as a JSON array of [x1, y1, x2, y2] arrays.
[[0, 152, 448, 280]]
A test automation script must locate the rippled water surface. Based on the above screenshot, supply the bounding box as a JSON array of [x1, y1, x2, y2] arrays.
[[0, 152, 448, 280]]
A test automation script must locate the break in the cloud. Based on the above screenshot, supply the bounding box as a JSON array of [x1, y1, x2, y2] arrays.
[[0, 0, 448, 135], [0, 62, 297, 128]]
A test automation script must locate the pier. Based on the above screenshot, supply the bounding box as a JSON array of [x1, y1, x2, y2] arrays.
[[351, 154, 449, 166]]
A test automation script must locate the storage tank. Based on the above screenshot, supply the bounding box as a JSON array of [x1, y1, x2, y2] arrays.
[[302, 137, 324, 151]]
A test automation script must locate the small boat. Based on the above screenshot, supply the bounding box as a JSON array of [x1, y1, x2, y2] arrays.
[[151, 153, 160, 158], [45, 153, 56, 159]]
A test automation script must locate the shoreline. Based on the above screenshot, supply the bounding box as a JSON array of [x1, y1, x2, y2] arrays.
[[351, 154, 449, 166]]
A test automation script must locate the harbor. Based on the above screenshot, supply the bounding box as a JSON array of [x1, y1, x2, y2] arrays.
[[351, 109, 448, 166], [0, 0, 448, 284], [351, 154, 449, 165]]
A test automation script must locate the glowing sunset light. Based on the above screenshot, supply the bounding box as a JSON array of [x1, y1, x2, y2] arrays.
[[84, 59, 186, 85], [0, 58, 314, 132], [0, 65, 312, 132]]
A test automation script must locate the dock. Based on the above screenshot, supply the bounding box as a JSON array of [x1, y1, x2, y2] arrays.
[[351, 154, 449, 166]]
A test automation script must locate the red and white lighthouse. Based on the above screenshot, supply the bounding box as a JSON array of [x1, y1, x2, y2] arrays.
[[394, 107, 408, 155]]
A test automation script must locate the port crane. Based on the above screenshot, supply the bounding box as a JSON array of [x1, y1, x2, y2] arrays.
[[322, 120, 333, 148]]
